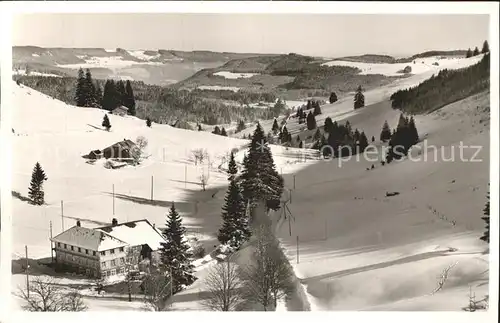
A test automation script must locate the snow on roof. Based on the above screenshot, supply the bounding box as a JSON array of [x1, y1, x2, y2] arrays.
[[51, 226, 128, 251], [97, 220, 166, 251]]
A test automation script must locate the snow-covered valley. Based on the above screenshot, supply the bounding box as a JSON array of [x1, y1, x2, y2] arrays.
[[10, 51, 491, 312]]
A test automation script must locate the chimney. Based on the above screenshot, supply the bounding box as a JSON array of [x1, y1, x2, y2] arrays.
[[112, 218, 118, 226], [76, 220, 81, 227]]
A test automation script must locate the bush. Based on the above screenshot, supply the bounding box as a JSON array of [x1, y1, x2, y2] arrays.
[[192, 244, 206, 259]]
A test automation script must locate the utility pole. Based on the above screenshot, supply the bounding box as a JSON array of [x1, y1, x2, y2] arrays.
[[325, 218, 328, 240], [60, 200, 64, 232], [184, 164, 187, 188], [293, 175, 296, 190], [49, 221, 54, 263], [112, 184, 115, 215], [25, 245, 30, 298], [151, 175, 154, 201], [296, 236, 299, 264]]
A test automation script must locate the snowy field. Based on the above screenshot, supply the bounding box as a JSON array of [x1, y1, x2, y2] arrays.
[[269, 90, 490, 311], [237, 54, 486, 139], [57, 55, 163, 70], [198, 85, 240, 92], [322, 55, 484, 76], [127, 50, 161, 61], [213, 71, 259, 79], [13, 69, 62, 78], [10, 82, 317, 310]]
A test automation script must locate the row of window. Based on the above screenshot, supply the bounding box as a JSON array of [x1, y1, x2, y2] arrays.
[[56, 242, 125, 257], [58, 252, 98, 268], [57, 242, 97, 256], [101, 257, 125, 268], [100, 247, 125, 256], [102, 267, 126, 277]]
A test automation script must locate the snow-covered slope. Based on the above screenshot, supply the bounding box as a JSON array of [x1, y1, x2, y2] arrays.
[[11, 82, 316, 260], [322, 55, 484, 76]]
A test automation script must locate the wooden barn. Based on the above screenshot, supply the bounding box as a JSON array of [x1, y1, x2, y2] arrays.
[[102, 139, 137, 159]]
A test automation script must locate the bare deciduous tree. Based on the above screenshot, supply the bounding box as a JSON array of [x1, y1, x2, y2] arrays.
[[202, 259, 245, 311], [132, 136, 148, 165], [64, 291, 88, 312], [192, 148, 209, 165], [18, 277, 87, 312], [142, 272, 172, 311], [199, 171, 210, 191], [239, 225, 294, 311]]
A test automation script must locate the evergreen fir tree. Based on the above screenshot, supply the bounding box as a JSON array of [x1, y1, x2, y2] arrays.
[[380, 120, 392, 142], [125, 80, 136, 116], [329, 92, 338, 104], [221, 127, 228, 136], [217, 179, 250, 249], [473, 47, 480, 56], [272, 118, 280, 134], [94, 82, 103, 108], [354, 86, 365, 109], [28, 162, 48, 205], [306, 100, 312, 111], [102, 114, 111, 131], [324, 117, 334, 134], [236, 120, 246, 133], [280, 126, 290, 144], [371, 135, 375, 142], [212, 126, 221, 135], [146, 117, 152, 127], [102, 80, 120, 111], [408, 116, 419, 145], [227, 151, 238, 181], [159, 203, 196, 293], [197, 124, 202, 131], [116, 80, 127, 106], [313, 101, 322, 116], [480, 190, 490, 243], [75, 68, 86, 107], [299, 141, 303, 149], [481, 40, 489, 54], [306, 111, 317, 130], [466, 48, 473, 58], [241, 123, 283, 209], [84, 69, 96, 107], [359, 132, 369, 152]]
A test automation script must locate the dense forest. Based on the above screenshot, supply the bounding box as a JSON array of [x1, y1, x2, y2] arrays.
[[13, 74, 287, 125], [390, 52, 490, 114]]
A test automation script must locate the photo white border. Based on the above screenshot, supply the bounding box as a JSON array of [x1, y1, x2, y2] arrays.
[[0, 2, 498, 323]]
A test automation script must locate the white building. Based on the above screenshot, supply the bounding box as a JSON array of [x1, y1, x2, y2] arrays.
[[51, 219, 165, 278]]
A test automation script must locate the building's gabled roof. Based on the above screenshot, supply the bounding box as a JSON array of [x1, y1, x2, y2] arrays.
[[97, 219, 167, 251], [51, 225, 129, 252], [113, 105, 129, 111]]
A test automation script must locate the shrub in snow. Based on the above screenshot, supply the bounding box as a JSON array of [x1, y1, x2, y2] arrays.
[[192, 244, 206, 259]]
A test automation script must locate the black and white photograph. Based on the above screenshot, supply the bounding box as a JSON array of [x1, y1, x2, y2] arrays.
[[1, 1, 498, 318]]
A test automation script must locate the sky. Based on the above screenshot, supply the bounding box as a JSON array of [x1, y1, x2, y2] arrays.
[[13, 14, 489, 57]]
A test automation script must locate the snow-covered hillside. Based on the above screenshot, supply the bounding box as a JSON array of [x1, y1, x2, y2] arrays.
[[322, 55, 484, 76], [237, 54, 486, 139], [11, 82, 316, 260]]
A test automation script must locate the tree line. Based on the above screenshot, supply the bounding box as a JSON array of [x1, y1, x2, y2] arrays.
[[391, 51, 490, 114], [466, 40, 489, 58]]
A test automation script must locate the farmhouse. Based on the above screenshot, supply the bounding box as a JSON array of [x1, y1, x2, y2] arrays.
[[111, 105, 129, 116], [51, 219, 166, 278], [102, 139, 137, 159]]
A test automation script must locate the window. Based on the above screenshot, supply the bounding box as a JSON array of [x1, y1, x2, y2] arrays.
[[101, 261, 106, 268], [120, 267, 126, 274], [64, 244, 67, 249], [119, 247, 124, 252], [110, 269, 116, 276], [57, 242, 61, 247], [85, 249, 89, 255], [71, 246, 74, 251], [120, 257, 125, 265], [111, 260, 116, 266], [78, 247, 81, 253], [100, 251, 105, 256], [93, 251, 96, 256], [110, 249, 115, 254]]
